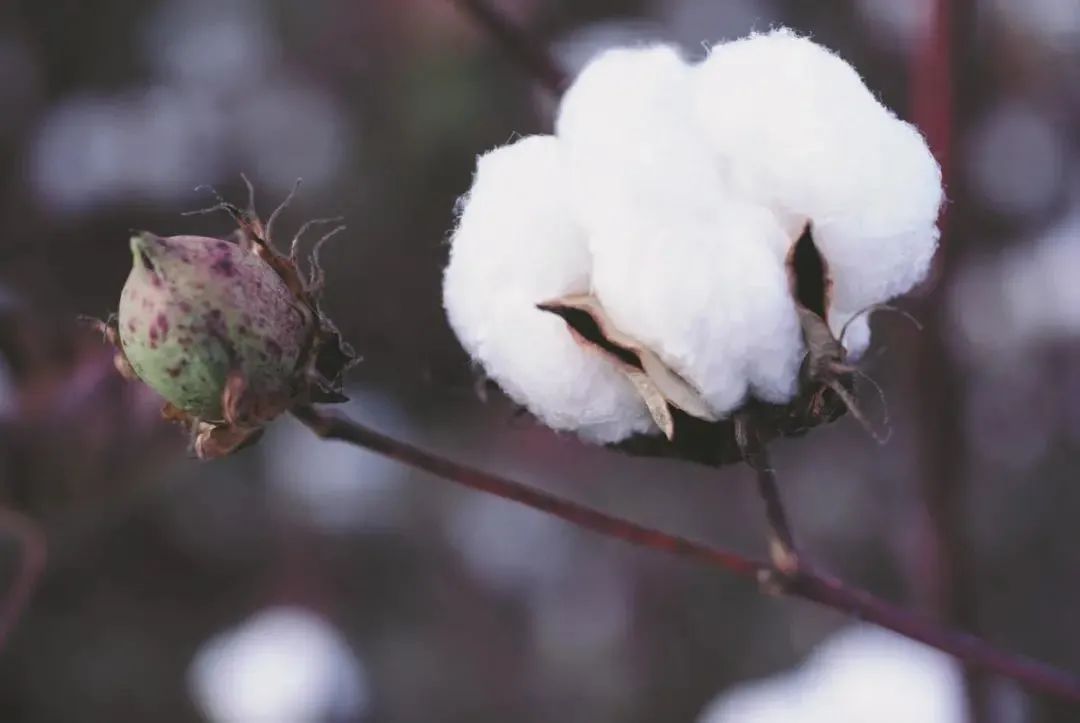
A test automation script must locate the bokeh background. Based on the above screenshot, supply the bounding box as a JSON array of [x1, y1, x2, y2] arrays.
[[0, 0, 1078, 721]]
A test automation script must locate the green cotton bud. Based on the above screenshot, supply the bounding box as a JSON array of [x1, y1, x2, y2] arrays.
[[118, 232, 312, 422], [87, 179, 355, 459]]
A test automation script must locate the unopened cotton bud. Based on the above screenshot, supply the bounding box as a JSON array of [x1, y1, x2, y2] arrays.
[[118, 232, 310, 421]]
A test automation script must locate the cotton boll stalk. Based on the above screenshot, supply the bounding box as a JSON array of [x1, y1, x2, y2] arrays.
[[693, 28, 943, 322], [443, 135, 656, 444]]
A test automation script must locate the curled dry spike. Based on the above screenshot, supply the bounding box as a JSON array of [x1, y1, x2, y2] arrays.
[[291, 216, 346, 261], [307, 224, 348, 294], [265, 178, 303, 252], [797, 305, 890, 444], [839, 303, 924, 347]]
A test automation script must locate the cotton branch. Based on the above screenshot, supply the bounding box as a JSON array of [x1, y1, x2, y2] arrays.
[[449, 0, 569, 95], [911, 0, 990, 718], [292, 404, 1080, 705]]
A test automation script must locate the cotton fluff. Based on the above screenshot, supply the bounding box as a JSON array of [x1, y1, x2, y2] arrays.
[[445, 32, 941, 442], [693, 29, 943, 339], [443, 135, 655, 443], [557, 45, 804, 412]]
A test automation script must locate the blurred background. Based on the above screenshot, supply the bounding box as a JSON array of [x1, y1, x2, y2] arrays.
[[0, 0, 1078, 721]]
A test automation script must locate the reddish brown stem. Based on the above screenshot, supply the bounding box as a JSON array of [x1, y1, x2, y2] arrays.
[[448, 0, 569, 95], [291, 404, 1080, 705], [0, 508, 47, 651], [912, 0, 989, 718]]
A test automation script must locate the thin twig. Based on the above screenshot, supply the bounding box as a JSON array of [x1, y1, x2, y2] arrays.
[[448, 0, 569, 96], [0, 508, 47, 651], [291, 404, 1080, 705], [735, 414, 800, 574]]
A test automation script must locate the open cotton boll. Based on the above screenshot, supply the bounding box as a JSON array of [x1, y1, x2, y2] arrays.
[[443, 135, 656, 444], [693, 28, 943, 315], [588, 199, 805, 415]]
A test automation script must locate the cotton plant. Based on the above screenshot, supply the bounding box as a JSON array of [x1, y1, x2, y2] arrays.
[[444, 28, 942, 461]]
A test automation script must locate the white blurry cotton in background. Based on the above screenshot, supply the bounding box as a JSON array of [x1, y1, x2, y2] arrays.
[[143, 0, 277, 91], [31, 90, 228, 213], [950, 200, 1080, 358], [445, 29, 941, 442], [697, 625, 969, 723], [965, 101, 1067, 220], [189, 606, 369, 723], [262, 391, 410, 533], [30, 0, 350, 214], [448, 494, 574, 598]]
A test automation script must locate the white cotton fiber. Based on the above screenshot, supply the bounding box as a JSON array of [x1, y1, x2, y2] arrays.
[[556, 44, 804, 415], [587, 200, 805, 413], [444, 30, 942, 440], [443, 135, 656, 443], [693, 28, 943, 318], [557, 45, 721, 223]]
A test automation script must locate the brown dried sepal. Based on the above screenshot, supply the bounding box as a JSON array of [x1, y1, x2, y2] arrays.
[[193, 421, 264, 460], [537, 294, 717, 440]]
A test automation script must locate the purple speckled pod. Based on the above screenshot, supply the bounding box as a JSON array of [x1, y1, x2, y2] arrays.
[[118, 232, 312, 421]]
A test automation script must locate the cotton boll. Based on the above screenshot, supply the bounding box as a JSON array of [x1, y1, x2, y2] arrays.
[[443, 135, 655, 443], [693, 28, 943, 315], [589, 199, 805, 415]]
